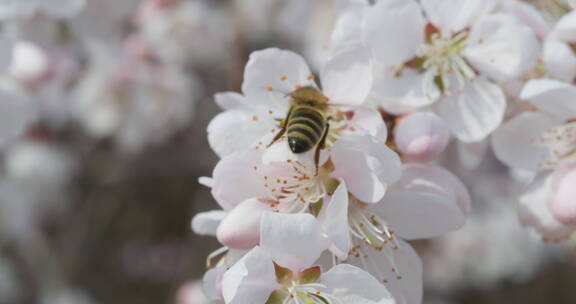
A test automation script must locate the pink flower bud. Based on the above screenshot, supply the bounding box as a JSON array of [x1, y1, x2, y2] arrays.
[[394, 112, 450, 163], [216, 198, 271, 249], [551, 169, 576, 227]]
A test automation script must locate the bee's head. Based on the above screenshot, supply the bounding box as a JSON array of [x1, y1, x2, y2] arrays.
[[288, 86, 328, 103]]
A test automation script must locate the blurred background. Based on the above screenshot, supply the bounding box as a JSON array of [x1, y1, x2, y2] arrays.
[[0, 0, 574, 303]]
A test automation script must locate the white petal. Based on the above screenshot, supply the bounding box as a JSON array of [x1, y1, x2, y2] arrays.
[[554, 10, 576, 42], [521, 78, 576, 121], [543, 38, 576, 83], [217, 199, 271, 250], [384, 241, 422, 304], [191, 210, 227, 236], [241, 48, 314, 116], [221, 246, 278, 304], [202, 266, 226, 301], [331, 4, 367, 52], [377, 164, 470, 239], [260, 212, 328, 272], [322, 264, 393, 301], [198, 176, 214, 188], [362, 0, 424, 65], [491, 112, 558, 171], [518, 171, 575, 240], [321, 46, 372, 106], [436, 77, 506, 142], [207, 108, 276, 158], [348, 240, 422, 304], [372, 70, 440, 111], [500, 0, 551, 40], [464, 14, 540, 82], [211, 151, 269, 210], [214, 92, 246, 110], [318, 182, 351, 260], [332, 135, 402, 203], [421, 0, 497, 34], [346, 107, 388, 142]]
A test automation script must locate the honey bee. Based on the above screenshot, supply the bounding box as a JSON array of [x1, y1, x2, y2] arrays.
[[267, 86, 331, 172]]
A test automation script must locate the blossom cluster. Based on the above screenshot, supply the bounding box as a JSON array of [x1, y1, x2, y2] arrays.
[[192, 0, 576, 303]]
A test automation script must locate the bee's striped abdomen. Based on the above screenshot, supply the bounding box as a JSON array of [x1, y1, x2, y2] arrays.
[[286, 106, 326, 153]]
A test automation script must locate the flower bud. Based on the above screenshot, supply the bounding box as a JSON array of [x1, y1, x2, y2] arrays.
[[9, 41, 51, 87], [216, 198, 271, 249], [394, 112, 450, 163], [551, 169, 576, 227]]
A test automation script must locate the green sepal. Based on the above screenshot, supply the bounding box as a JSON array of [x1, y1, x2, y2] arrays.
[[274, 262, 294, 284], [298, 266, 321, 284], [324, 178, 340, 195], [310, 199, 324, 217], [265, 290, 287, 304]]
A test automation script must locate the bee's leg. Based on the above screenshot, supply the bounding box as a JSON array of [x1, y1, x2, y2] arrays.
[[267, 107, 293, 148], [314, 122, 330, 176], [267, 124, 286, 148]]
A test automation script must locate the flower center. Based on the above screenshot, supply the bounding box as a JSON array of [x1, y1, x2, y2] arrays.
[[280, 281, 340, 304], [255, 160, 335, 213], [344, 198, 404, 286], [535, 121, 576, 168], [416, 31, 476, 94]]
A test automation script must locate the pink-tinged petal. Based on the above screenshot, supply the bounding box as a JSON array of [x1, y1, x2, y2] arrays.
[[346, 107, 388, 142], [191, 210, 226, 236], [202, 266, 226, 301], [332, 135, 402, 203], [241, 48, 314, 116], [421, 0, 497, 34], [321, 46, 372, 106], [554, 11, 576, 42], [492, 112, 558, 171], [0, 89, 35, 147], [207, 109, 276, 158], [318, 182, 351, 260], [221, 246, 278, 304], [543, 38, 576, 83], [521, 78, 576, 121], [518, 171, 575, 240], [501, 0, 551, 40], [322, 264, 393, 302], [464, 14, 540, 82], [260, 212, 329, 272], [211, 151, 268, 210], [214, 92, 246, 110], [394, 112, 450, 163], [436, 77, 506, 142], [362, 0, 424, 65], [550, 168, 576, 227], [377, 164, 469, 239], [217, 199, 272, 250], [372, 69, 440, 112]]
